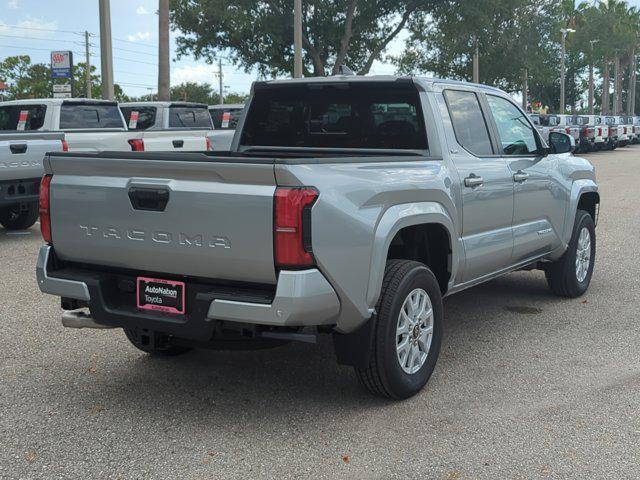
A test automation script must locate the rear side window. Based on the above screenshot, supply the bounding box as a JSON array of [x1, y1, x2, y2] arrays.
[[210, 107, 243, 129], [0, 105, 47, 130], [168, 107, 212, 128], [444, 90, 493, 156], [241, 83, 428, 150], [120, 107, 157, 130], [60, 104, 124, 129]]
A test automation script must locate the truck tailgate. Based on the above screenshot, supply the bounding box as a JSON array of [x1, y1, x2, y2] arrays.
[[141, 130, 208, 152], [46, 154, 277, 284], [0, 132, 64, 181]]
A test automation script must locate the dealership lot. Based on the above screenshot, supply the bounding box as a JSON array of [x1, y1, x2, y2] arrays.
[[1, 148, 639, 479]]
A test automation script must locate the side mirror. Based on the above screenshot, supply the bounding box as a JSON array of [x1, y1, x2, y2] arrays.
[[548, 131, 574, 154]]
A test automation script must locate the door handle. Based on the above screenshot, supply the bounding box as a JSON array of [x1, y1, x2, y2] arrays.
[[513, 171, 529, 183], [172, 139, 184, 148], [9, 143, 27, 154], [464, 174, 484, 188], [128, 187, 170, 212]]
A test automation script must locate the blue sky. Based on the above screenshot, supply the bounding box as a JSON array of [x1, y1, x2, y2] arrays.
[[1, 0, 639, 97], [0, 0, 402, 97]]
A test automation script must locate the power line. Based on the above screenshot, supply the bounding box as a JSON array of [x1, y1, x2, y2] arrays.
[[0, 23, 82, 35], [113, 36, 156, 49]]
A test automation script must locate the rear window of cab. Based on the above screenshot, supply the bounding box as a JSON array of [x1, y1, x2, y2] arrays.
[[60, 103, 124, 129]]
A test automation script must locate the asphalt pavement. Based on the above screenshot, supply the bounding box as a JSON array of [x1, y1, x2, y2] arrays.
[[1, 147, 639, 479]]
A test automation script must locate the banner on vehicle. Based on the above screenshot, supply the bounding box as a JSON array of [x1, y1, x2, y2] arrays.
[[129, 111, 139, 129], [17, 110, 28, 131], [221, 111, 231, 129]]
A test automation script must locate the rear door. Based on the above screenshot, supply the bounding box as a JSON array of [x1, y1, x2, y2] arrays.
[[484, 94, 564, 262], [442, 89, 514, 282]]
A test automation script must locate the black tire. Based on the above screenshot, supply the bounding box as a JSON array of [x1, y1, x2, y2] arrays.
[[0, 202, 39, 230], [124, 328, 192, 356], [545, 209, 596, 298], [355, 260, 443, 400]]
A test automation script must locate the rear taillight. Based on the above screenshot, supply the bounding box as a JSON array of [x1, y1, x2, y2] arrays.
[[274, 187, 318, 269], [565, 127, 571, 134], [205, 137, 213, 151], [61, 139, 68, 152], [624, 127, 628, 135], [598, 127, 602, 137], [128, 138, 145, 151], [39, 174, 52, 244]]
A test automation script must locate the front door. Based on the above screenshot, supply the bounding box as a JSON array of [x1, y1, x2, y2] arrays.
[[442, 89, 514, 282], [484, 94, 564, 263]]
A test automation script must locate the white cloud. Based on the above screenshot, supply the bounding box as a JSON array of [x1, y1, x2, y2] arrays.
[[127, 31, 151, 42], [136, 6, 149, 15], [7, 0, 17, 9], [172, 64, 217, 85], [0, 17, 58, 39]]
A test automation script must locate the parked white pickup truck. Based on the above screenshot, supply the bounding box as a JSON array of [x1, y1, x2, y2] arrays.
[[0, 131, 65, 230], [207, 103, 244, 151], [0, 99, 136, 152], [119, 102, 214, 152]]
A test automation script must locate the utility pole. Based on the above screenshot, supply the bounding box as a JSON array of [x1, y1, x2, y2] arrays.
[[293, 0, 302, 78], [218, 58, 224, 104], [158, 0, 170, 101], [84, 30, 92, 98], [560, 28, 575, 115], [98, 0, 115, 100]]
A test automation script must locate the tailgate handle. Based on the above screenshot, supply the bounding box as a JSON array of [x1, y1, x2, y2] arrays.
[[172, 139, 184, 148], [128, 187, 170, 212], [10, 143, 27, 154]]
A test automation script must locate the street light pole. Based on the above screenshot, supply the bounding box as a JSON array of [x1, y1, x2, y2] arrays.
[[559, 28, 575, 115], [588, 40, 599, 115]]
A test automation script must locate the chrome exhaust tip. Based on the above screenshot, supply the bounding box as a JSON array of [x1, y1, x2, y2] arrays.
[[61, 310, 115, 329]]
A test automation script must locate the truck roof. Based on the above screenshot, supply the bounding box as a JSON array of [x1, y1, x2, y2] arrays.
[[251, 75, 506, 95], [0, 98, 118, 106], [208, 103, 245, 110], [119, 101, 208, 108]]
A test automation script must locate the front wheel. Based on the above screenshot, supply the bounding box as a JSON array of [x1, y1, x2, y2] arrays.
[[356, 260, 443, 399], [545, 210, 596, 298], [0, 202, 39, 230]]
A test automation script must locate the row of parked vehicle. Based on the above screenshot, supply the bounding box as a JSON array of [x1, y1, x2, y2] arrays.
[[0, 98, 244, 230], [528, 113, 640, 153]]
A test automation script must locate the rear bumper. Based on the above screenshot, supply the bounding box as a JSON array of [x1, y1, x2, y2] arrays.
[[0, 178, 40, 207], [36, 246, 340, 340]]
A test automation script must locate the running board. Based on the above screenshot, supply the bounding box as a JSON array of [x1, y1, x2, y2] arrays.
[[61, 310, 115, 329]]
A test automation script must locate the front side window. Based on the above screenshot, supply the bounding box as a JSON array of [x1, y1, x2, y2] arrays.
[[0, 105, 47, 130], [487, 95, 539, 155], [168, 107, 212, 128], [60, 104, 124, 129], [444, 90, 493, 156]]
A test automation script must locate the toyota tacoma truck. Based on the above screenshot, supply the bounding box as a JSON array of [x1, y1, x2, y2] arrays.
[[0, 129, 65, 230], [36, 76, 599, 399], [0, 99, 136, 152], [119, 101, 214, 152]]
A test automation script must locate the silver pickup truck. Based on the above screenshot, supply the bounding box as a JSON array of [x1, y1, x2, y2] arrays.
[[36, 77, 599, 399], [0, 131, 65, 230]]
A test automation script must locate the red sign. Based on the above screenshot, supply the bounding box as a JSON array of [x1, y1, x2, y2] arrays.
[[17, 110, 28, 130], [221, 111, 231, 128]]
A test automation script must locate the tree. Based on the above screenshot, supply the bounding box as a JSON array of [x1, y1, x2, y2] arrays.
[[170, 81, 217, 103], [170, 0, 430, 77]]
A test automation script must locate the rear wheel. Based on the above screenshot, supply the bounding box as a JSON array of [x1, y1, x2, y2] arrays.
[[0, 202, 39, 230], [124, 328, 192, 356], [356, 260, 443, 399], [545, 209, 595, 298]]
